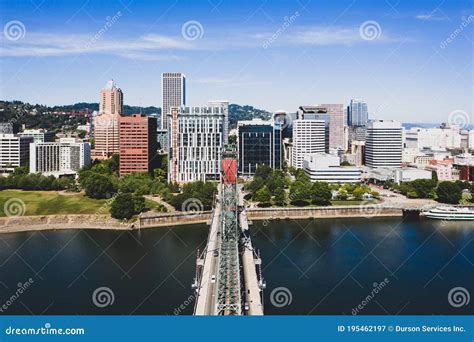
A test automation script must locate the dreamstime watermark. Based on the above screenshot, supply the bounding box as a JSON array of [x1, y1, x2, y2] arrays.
[[3, 20, 26, 41], [262, 11, 300, 49], [270, 287, 293, 307], [181, 198, 204, 218], [173, 293, 196, 315], [440, 15, 474, 49], [0, 278, 34, 313], [448, 287, 470, 308], [5, 323, 85, 336], [359, 200, 383, 218], [447, 110, 470, 130], [181, 20, 204, 41], [351, 278, 390, 315], [85, 11, 123, 49], [92, 287, 115, 308], [274, 112, 293, 130], [3, 198, 26, 217], [359, 20, 382, 41]]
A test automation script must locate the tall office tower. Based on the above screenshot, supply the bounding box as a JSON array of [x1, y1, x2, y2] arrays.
[[119, 114, 158, 176], [291, 119, 325, 169], [208, 100, 229, 144], [92, 80, 123, 160], [100, 80, 123, 115], [297, 104, 345, 151], [237, 119, 282, 176], [30, 138, 91, 177], [161, 73, 186, 130], [347, 99, 368, 127], [365, 120, 402, 168], [0, 134, 33, 174], [18, 129, 55, 143], [168, 106, 224, 183]]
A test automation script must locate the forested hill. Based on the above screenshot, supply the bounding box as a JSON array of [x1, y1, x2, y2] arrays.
[[0, 101, 272, 131]]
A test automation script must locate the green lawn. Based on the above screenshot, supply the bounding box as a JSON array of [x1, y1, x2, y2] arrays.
[[0, 190, 108, 216]]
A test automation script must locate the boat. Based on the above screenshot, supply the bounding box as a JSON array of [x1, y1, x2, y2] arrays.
[[423, 206, 474, 221]]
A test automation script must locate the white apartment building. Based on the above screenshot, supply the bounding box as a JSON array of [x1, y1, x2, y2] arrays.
[[404, 126, 462, 150], [168, 106, 224, 183], [303, 153, 362, 183], [0, 134, 33, 174], [207, 100, 229, 144], [291, 119, 325, 169], [18, 129, 55, 143], [161, 73, 186, 130], [30, 138, 91, 177], [365, 120, 402, 168]]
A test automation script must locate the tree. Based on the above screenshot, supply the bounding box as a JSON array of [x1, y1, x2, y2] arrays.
[[410, 179, 437, 199], [436, 181, 462, 204], [289, 180, 312, 206], [336, 189, 348, 200], [84, 174, 116, 199], [340, 161, 352, 166], [352, 186, 366, 201], [254, 186, 272, 207], [273, 188, 287, 206], [111, 193, 135, 220], [254, 164, 272, 182], [311, 182, 332, 205], [132, 192, 146, 213]]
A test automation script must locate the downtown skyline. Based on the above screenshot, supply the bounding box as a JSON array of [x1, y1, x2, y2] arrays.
[[0, 0, 472, 124]]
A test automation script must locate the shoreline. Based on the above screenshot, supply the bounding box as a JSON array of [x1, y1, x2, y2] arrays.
[[0, 205, 406, 234]]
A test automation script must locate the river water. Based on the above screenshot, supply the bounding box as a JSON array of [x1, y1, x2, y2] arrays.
[[0, 217, 472, 315]]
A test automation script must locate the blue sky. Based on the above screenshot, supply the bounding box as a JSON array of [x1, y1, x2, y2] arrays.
[[0, 0, 472, 123]]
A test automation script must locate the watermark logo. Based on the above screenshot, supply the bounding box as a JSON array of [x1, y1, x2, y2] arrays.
[[448, 287, 470, 308], [0, 278, 34, 313], [359, 20, 382, 41], [262, 11, 300, 49], [274, 112, 293, 130], [92, 287, 115, 308], [352, 278, 390, 315], [85, 11, 122, 49], [4, 198, 26, 217], [440, 15, 474, 49], [447, 110, 470, 130], [270, 287, 293, 307], [3, 20, 26, 41], [359, 200, 382, 218], [181, 20, 204, 41], [181, 198, 204, 218]]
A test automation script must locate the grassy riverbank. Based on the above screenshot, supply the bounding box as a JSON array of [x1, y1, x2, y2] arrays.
[[0, 190, 107, 216]]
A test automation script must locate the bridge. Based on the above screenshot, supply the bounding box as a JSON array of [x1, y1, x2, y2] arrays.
[[193, 146, 265, 315]]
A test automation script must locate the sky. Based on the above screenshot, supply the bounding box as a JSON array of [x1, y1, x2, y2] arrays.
[[0, 0, 472, 124]]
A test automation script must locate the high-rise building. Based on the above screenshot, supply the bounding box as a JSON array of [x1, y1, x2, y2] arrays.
[[347, 99, 368, 127], [365, 120, 402, 168], [297, 104, 345, 151], [29, 138, 91, 177], [168, 106, 224, 183], [18, 129, 55, 143], [92, 80, 123, 160], [0, 134, 34, 174], [100, 80, 123, 115], [161, 73, 186, 130], [119, 114, 158, 176], [237, 119, 282, 176], [208, 100, 229, 144], [291, 119, 325, 169]]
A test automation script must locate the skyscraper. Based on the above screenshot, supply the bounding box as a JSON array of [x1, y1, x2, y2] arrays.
[[365, 120, 402, 168], [100, 79, 123, 115], [168, 106, 224, 183], [347, 99, 368, 127], [291, 119, 325, 169], [297, 104, 345, 151], [237, 119, 282, 176], [161, 73, 186, 130], [119, 114, 158, 176], [92, 80, 123, 160]]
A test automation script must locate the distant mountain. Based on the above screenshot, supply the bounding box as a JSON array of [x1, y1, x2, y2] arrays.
[[403, 122, 474, 130], [52, 103, 161, 115], [228, 104, 271, 129]]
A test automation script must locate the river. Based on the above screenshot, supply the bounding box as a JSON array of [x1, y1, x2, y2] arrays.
[[0, 217, 472, 315]]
